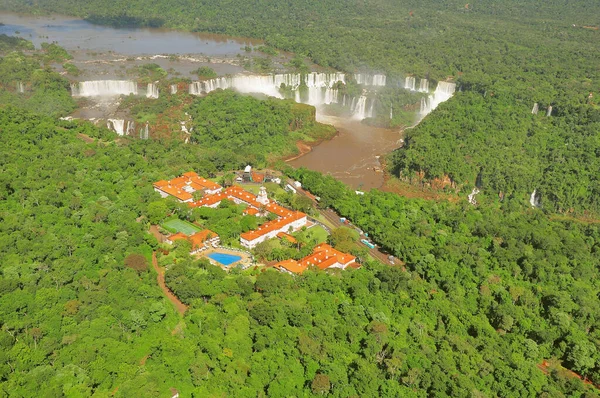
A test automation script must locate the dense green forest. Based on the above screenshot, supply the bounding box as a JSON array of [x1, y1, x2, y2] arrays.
[[187, 89, 335, 164], [1, 109, 600, 396], [4, 0, 599, 213], [0, 35, 75, 116], [1, 1, 600, 396], [389, 92, 600, 213]]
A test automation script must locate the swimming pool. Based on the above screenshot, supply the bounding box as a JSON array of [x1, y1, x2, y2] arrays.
[[207, 252, 242, 267]]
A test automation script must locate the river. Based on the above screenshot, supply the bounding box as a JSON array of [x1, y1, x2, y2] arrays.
[[290, 115, 403, 190], [1, 12, 411, 190]]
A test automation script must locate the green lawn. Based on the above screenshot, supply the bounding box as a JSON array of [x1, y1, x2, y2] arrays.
[[162, 218, 202, 236], [296, 224, 329, 244]]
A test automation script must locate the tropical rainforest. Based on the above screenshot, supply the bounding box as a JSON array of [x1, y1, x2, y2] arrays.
[[2, 107, 600, 397], [4, 0, 600, 213], [1, 0, 600, 397]]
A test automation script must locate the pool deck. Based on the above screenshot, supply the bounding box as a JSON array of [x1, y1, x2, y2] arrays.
[[197, 247, 253, 270]]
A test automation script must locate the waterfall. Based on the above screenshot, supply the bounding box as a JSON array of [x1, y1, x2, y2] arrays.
[[468, 188, 480, 205], [71, 80, 138, 97], [390, 105, 393, 120], [420, 97, 430, 115], [415, 81, 456, 120], [354, 73, 386, 86], [351, 96, 369, 119], [107, 119, 125, 135], [367, 98, 375, 118], [140, 123, 149, 140], [529, 189, 541, 207], [170, 84, 178, 95], [418, 79, 429, 93], [342, 94, 347, 107], [146, 82, 159, 99], [126, 121, 135, 135], [532, 103, 539, 115], [189, 72, 345, 104], [404, 76, 416, 91], [16, 81, 25, 93], [546, 106, 552, 117]]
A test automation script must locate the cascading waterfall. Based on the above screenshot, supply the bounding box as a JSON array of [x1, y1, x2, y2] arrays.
[[126, 121, 135, 135], [351, 96, 367, 119], [390, 105, 393, 120], [546, 106, 552, 117], [170, 84, 178, 95], [190, 72, 346, 108], [71, 80, 138, 97], [404, 76, 416, 91], [530, 189, 541, 207], [107, 119, 125, 136], [354, 74, 386, 86], [418, 79, 429, 93], [16, 81, 25, 93], [140, 123, 149, 140], [146, 82, 159, 99], [532, 103, 539, 115], [419, 81, 456, 118]]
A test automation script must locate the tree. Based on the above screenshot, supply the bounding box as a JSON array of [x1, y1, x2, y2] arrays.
[[124, 254, 149, 273], [311, 374, 331, 395]]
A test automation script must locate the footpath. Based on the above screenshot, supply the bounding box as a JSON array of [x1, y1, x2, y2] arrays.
[[152, 251, 188, 315]]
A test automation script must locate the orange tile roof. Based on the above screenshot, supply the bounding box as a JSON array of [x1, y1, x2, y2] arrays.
[[157, 185, 193, 201], [154, 172, 222, 201], [277, 232, 297, 244], [168, 232, 188, 242], [240, 211, 306, 242], [273, 259, 307, 274], [189, 229, 219, 249], [252, 172, 265, 183], [189, 192, 226, 208], [244, 207, 260, 216], [299, 243, 356, 270]]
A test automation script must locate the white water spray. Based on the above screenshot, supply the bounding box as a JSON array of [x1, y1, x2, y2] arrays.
[[71, 80, 138, 97]]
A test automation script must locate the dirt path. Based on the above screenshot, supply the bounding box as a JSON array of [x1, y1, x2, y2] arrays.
[[152, 252, 188, 315]]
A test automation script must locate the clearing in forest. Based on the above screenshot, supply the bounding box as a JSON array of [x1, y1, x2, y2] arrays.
[[162, 218, 201, 236]]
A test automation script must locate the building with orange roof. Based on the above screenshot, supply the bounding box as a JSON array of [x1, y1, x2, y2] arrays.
[[273, 243, 356, 275], [240, 211, 307, 248], [244, 207, 260, 216], [166, 229, 220, 254], [184, 180, 308, 249], [299, 243, 356, 270], [153, 171, 222, 202], [273, 259, 308, 275], [277, 232, 298, 244]]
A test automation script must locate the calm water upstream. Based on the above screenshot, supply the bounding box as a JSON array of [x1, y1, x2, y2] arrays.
[[0, 12, 259, 55], [1, 12, 404, 190]]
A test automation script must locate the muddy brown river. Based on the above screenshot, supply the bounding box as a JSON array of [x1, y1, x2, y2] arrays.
[[1, 12, 407, 190], [290, 115, 403, 190]]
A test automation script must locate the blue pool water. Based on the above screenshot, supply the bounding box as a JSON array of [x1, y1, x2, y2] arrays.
[[207, 252, 242, 266]]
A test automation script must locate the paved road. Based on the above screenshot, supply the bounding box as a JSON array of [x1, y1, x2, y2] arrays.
[[291, 181, 394, 265]]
